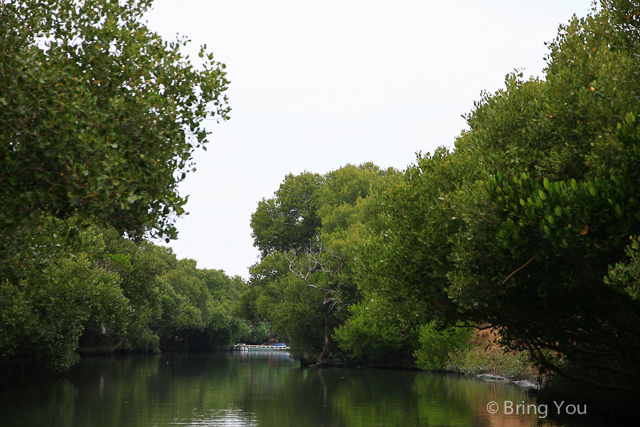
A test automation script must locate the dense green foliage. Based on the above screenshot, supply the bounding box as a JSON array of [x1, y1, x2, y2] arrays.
[[237, 322, 273, 345], [244, 1, 640, 393], [4, 0, 640, 397], [0, 225, 130, 369], [413, 323, 473, 371], [154, 257, 248, 351], [0, 225, 248, 369], [251, 172, 323, 257], [242, 163, 396, 363], [0, 0, 244, 370], [342, 0, 640, 391], [0, 0, 229, 252], [334, 291, 411, 360]]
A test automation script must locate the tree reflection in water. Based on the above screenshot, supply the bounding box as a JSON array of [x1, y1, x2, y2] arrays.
[[0, 352, 614, 427]]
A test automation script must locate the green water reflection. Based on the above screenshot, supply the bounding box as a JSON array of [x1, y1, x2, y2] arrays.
[[0, 352, 606, 427]]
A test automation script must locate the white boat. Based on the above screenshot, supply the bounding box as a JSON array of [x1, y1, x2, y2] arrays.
[[233, 343, 290, 351]]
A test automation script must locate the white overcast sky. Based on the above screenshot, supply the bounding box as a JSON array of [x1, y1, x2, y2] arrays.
[[144, 0, 593, 278]]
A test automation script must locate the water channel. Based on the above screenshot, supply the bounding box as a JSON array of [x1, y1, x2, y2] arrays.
[[0, 352, 622, 426]]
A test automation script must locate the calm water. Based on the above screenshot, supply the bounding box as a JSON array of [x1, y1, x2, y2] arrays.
[[0, 352, 619, 427]]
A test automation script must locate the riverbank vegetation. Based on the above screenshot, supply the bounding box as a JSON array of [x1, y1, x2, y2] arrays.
[[0, 223, 248, 370], [240, 164, 398, 364], [3, 0, 640, 398], [0, 0, 244, 370], [242, 0, 640, 393]]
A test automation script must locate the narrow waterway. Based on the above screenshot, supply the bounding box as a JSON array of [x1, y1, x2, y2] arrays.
[[0, 352, 617, 426]]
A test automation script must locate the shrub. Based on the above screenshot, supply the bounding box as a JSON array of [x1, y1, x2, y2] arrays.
[[446, 346, 534, 380], [413, 322, 473, 370]]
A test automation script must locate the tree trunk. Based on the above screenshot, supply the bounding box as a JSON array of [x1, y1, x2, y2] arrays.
[[317, 307, 330, 364], [108, 339, 124, 352]]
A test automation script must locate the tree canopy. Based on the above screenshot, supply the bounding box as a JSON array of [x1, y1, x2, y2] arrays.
[[0, 0, 230, 247], [343, 0, 640, 392], [0, 224, 248, 369], [242, 163, 395, 363], [0, 0, 242, 370]]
